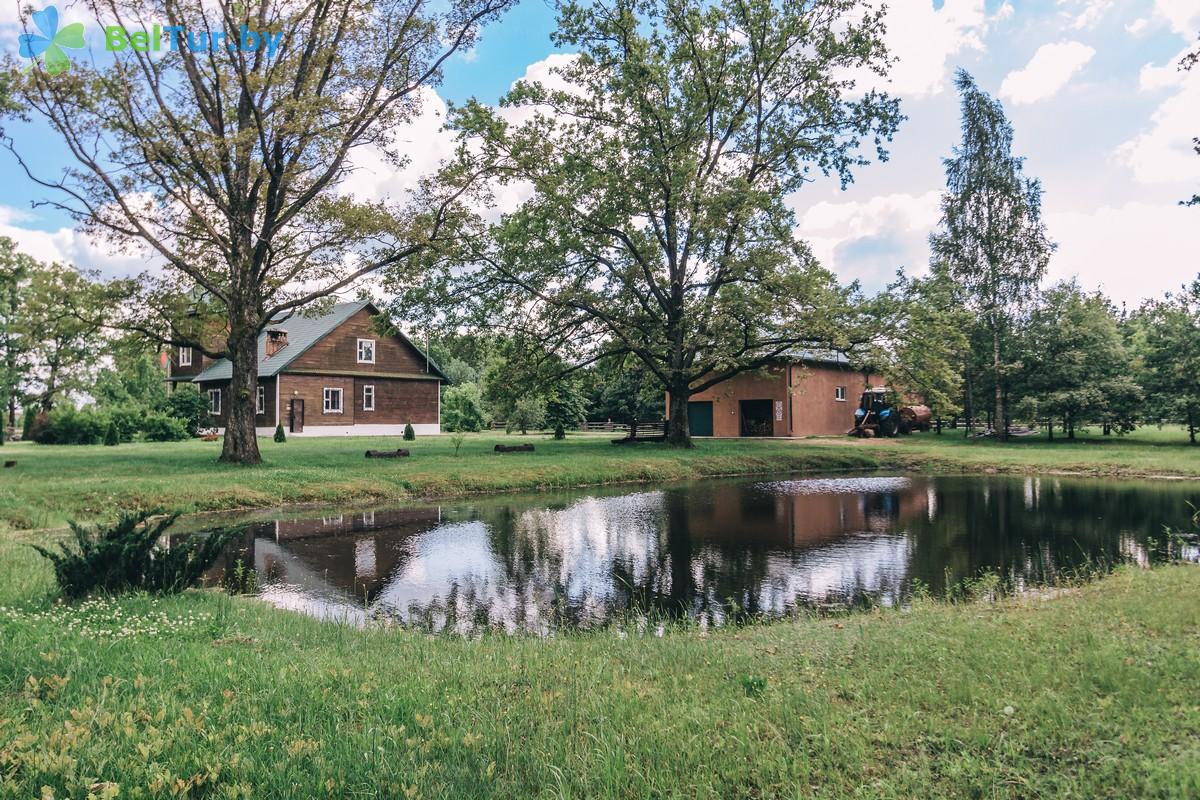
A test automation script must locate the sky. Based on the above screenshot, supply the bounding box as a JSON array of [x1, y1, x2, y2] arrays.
[[0, 0, 1198, 307]]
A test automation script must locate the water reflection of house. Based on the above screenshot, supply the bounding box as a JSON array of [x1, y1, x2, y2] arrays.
[[204, 507, 442, 603]]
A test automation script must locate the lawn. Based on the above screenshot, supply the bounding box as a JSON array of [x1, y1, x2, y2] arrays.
[[1, 530, 1196, 798], [3, 427, 1200, 531]]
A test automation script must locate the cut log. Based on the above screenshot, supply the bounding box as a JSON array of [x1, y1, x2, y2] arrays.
[[365, 449, 410, 459], [494, 443, 535, 453], [3, 460, 15, 468], [611, 434, 666, 445]]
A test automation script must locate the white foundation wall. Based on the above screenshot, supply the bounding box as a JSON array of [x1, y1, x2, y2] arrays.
[[224, 424, 443, 437]]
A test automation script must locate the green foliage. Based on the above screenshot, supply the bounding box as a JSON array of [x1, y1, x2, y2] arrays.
[[591, 360, 664, 425], [450, 431, 467, 456], [21, 405, 36, 439], [545, 383, 588, 436], [94, 353, 168, 410], [164, 386, 210, 437], [274, 423, 286, 443], [509, 396, 546, 435], [107, 405, 143, 443], [404, 422, 416, 441], [140, 412, 190, 443], [31, 509, 237, 599], [103, 420, 119, 447], [1133, 279, 1200, 442], [1019, 280, 1141, 437], [34, 406, 109, 445], [442, 383, 488, 432], [441, 357, 480, 386]]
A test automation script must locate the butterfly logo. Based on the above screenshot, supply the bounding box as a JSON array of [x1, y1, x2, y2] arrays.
[[19, 7, 85, 75]]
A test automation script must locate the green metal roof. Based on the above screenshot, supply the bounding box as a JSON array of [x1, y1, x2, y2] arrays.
[[193, 301, 443, 382]]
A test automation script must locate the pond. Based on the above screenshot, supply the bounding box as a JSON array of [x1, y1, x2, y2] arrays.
[[190, 474, 1200, 633]]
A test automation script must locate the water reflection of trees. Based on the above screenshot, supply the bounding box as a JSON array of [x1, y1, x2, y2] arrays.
[[197, 476, 1197, 634]]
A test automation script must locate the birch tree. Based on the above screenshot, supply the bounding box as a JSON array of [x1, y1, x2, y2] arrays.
[[930, 70, 1053, 441]]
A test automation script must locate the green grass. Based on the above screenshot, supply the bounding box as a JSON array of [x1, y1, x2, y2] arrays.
[[3, 427, 1199, 532], [1, 528, 1197, 797]]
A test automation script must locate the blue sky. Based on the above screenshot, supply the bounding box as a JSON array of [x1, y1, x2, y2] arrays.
[[1, 0, 1197, 306]]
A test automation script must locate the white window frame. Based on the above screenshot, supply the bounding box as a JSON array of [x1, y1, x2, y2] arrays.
[[323, 387, 343, 414], [256, 385, 266, 415], [208, 388, 221, 415], [363, 384, 375, 412], [356, 338, 376, 364], [178, 346, 193, 367], [835, 386, 847, 402]]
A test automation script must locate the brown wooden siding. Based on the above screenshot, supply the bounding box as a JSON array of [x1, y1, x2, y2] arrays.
[[195, 377, 277, 429], [353, 377, 439, 424], [286, 307, 435, 376], [169, 346, 208, 381]]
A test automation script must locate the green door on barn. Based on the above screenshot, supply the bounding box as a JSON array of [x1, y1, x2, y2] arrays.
[[687, 401, 714, 437]]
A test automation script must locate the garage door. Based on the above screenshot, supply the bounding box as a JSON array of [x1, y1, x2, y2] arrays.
[[687, 401, 714, 437]]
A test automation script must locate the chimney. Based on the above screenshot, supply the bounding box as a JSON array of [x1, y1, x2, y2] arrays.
[[266, 329, 289, 357]]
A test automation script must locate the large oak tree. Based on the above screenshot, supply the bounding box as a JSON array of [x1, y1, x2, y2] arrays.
[[412, 0, 901, 446], [8, 0, 511, 463]]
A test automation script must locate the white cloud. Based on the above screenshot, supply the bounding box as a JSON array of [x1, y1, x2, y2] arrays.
[[792, 191, 941, 287], [340, 87, 453, 204], [1117, 62, 1200, 184], [1046, 201, 1200, 304], [1126, 17, 1150, 35], [0, 207, 152, 278], [1137, 47, 1192, 91], [867, 0, 993, 98], [1150, 0, 1200, 38], [1059, 0, 1113, 30], [999, 41, 1096, 105]]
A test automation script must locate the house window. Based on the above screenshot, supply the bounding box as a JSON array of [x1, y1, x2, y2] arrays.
[[357, 338, 376, 364], [323, 387, 343, 414], [835, 386, 847, 402], [363, 384, 375, 412], [208, 388, 221, 415], [256, 385, 266, 415], [179, 346, 192, 367]]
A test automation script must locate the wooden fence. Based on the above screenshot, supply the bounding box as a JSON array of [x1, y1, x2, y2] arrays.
[[489, 420, 667, 435]]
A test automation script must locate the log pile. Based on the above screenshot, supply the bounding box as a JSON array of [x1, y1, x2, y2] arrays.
[[365, 449, 410, 458]]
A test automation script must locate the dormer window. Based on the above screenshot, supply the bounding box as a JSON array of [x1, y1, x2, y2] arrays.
[[266, 329, 289, 357], [357, 338, 376, 364], [178, 346, 192, 367]]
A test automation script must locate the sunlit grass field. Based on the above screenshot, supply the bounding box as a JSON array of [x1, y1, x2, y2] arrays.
[[2, 427, 1199, 531]]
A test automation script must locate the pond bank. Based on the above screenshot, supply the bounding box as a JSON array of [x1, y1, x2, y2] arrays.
[[2, 428, 1199, 531], [0, 563, 1196, 797]]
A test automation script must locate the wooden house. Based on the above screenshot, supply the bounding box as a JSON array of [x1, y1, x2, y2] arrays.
[[670, 353, 884, 437], [167, 301, 445, 436]]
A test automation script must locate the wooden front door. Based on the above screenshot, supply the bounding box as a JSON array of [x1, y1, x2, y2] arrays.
[[290, 399, 304, 433]]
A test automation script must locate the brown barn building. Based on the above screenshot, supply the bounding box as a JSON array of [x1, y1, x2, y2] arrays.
[[670, 353, 884, 437], [167, 301, 445, 436]]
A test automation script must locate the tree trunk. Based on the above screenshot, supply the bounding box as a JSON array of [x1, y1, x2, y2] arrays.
[[1067, 414, 1075, 440], [1189, 407, 1197, 445], [220, 324, 262, 465], [991, 323, 1006, 442], [963, 371, 973, 438], [40, 361, 58, 412], [666, 379, 692, 448], [1047, 418, 1053, 441]]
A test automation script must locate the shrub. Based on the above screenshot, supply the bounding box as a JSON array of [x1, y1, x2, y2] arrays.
[[107, 405, 143, 442], [274, 423, 286, 442], [403, 422, 416, 440], [104, 420, 120, 446], [31, 510, 240, 599], [21, 406, 36, 439], [546, 384, 588, 435], [26, 410, 48, 443], [141, 412, 190, 442], [441, 383, 488, 432], [164, 386, 209, 436], [553, 423, 566, 440], [35, 407, 109, 445], [450, 430, 467, 456], [509, 396, 547, 434]]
